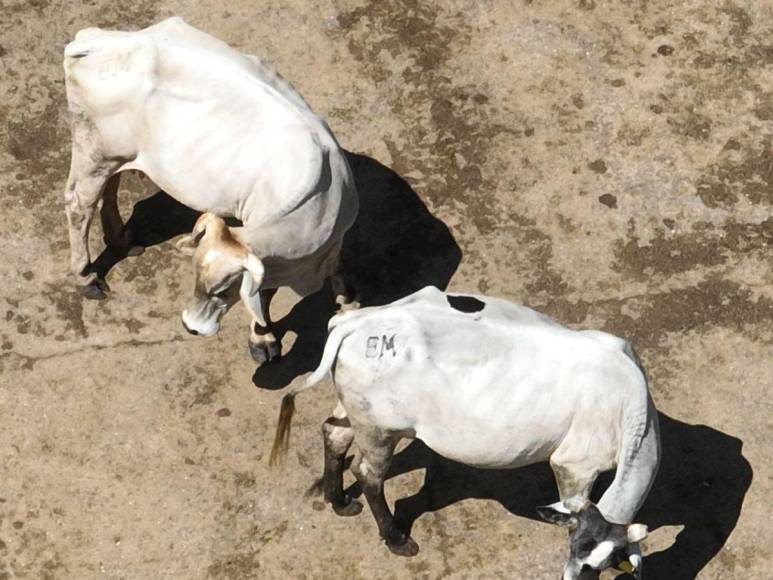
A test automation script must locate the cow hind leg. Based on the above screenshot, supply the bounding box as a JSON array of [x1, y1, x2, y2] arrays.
[[65, 164, 118, 299], [249, 288, 281, 364], [351, 428, 418, 557], [100, 173, 144, 257], [321, 403, 362, 516]]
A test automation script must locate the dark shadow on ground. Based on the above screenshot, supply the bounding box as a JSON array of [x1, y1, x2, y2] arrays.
[[251, 151, 462, 389], [338, 412, 751, 579], [85, 155, 461, 389], [91, 189, 201, 279]]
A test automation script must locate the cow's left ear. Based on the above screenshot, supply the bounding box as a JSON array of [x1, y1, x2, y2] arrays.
[[239, 253, 265, 299], [176, 213, 219, 255], [536, 502, 579, 529]]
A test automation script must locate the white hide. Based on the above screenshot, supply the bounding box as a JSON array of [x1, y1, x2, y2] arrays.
[[63, 17, 358, 295], [302, 286, 660, 525]]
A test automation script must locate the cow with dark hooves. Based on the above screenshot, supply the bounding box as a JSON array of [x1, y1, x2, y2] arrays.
[[270, 287, 659, 579], [62, 17, 359, 362]]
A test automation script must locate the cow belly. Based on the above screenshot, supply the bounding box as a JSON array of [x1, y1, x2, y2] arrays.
[[415, 422, 559, 469], [334, 360, 573, 470]]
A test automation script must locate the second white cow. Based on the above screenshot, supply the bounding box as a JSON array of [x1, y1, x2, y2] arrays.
[[271, 286, 660, 579], [63, 18, 358, 362]]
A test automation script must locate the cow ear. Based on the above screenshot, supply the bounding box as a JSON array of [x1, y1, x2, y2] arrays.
[[536, 502, 579, 528], [175, 232, 203, 255], [175, 213, 219, 255], [239, 254, 265, 298], [627, 523, 648, 543]]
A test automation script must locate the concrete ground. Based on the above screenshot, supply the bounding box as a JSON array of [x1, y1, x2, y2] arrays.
[[1, 0, 771, 578]]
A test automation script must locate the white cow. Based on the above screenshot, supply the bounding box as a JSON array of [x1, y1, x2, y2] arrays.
[[62, 18, 358, 361], [271, 287, 660, 579]]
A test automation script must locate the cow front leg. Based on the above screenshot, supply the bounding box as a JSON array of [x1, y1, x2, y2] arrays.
[[248, 288, 281, 364], [65, 167, 115, 299], [100, 173, 144, 257], [549, 456, 599, 503], [351, 429, 418, 557], [322, 402, 362, 516]]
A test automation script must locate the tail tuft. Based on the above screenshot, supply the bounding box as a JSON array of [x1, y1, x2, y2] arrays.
[[269, 393, 296, 467]]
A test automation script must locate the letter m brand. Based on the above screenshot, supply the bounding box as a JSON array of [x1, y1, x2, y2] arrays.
[[380, 334, 396, 357]]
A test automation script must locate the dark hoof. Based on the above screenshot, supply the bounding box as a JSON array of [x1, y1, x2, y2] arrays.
[[77, 279, 109, 300], [249, 340, 282, 364], [386, 534, 419, 557], [332, 497, 363, 517]]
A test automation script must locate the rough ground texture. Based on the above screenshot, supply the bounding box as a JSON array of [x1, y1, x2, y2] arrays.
[[1, 1, 771, 578]]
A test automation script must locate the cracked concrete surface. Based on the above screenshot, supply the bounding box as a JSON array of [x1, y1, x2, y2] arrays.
[[0, 1, 771, 578]]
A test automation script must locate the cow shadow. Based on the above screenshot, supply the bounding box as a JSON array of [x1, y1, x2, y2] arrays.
[[340, 412, 751, 579], [251, 151, 462, 389], [90, 186, 201, 280], [88, 153, 461, 390]]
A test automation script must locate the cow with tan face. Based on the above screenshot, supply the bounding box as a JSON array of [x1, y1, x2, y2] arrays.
[[62, 17, 358, 362]]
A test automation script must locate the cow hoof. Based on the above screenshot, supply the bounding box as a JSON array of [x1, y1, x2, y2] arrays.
[[77, 279, 109, 300], [332, 497, 363, 517], [249, 341, 282, 364], [387, 535, 419, 557]]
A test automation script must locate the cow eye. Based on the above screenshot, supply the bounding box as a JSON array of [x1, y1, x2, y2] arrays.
[[210, 285, 231, 300], [578, 540, 596, 553]]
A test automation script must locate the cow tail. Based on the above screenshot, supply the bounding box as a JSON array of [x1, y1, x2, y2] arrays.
[[269, 322, 351, 466]]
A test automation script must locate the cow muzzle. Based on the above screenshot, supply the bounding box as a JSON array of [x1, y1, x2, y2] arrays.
[[181, 309, 219, 337]]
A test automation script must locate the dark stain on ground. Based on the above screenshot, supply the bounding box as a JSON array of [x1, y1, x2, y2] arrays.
[[613, 218, 772, 278], [538, 277, 773, 355], [91, 0, 160, 29], [207, 552, 261, 580], [696, 138, 773, 207], [4, 95, 69, 211], [167, 367, 220, 411], [335, 0, 521, 232], [598, 193, 617, 208], [669, 110, 712, 141], [41, 285, 87, 338], [122, 318, 145, 334], [657, 44, 674, 56], [498, 211, 570, 300], [233, 472, 255, 488], [605, 278, 773, 349], [721, 4, 753, 48], [0, 522, 68, 580], [588, 159, 607, 174]]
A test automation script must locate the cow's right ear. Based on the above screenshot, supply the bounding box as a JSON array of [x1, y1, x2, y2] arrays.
[[536, 502, 579, 529], [175, 213, 218, 255]]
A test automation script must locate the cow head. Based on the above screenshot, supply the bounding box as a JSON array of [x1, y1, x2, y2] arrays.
[[537, 497, 648, 579], [176, 213, 264, 338]]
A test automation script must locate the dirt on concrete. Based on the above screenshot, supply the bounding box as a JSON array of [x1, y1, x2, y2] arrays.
[[0, 1, 771, 578]]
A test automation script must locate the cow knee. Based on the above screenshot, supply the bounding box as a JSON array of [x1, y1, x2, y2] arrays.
[[323, 417, 354, 456], [351, 454, 382, 491]]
